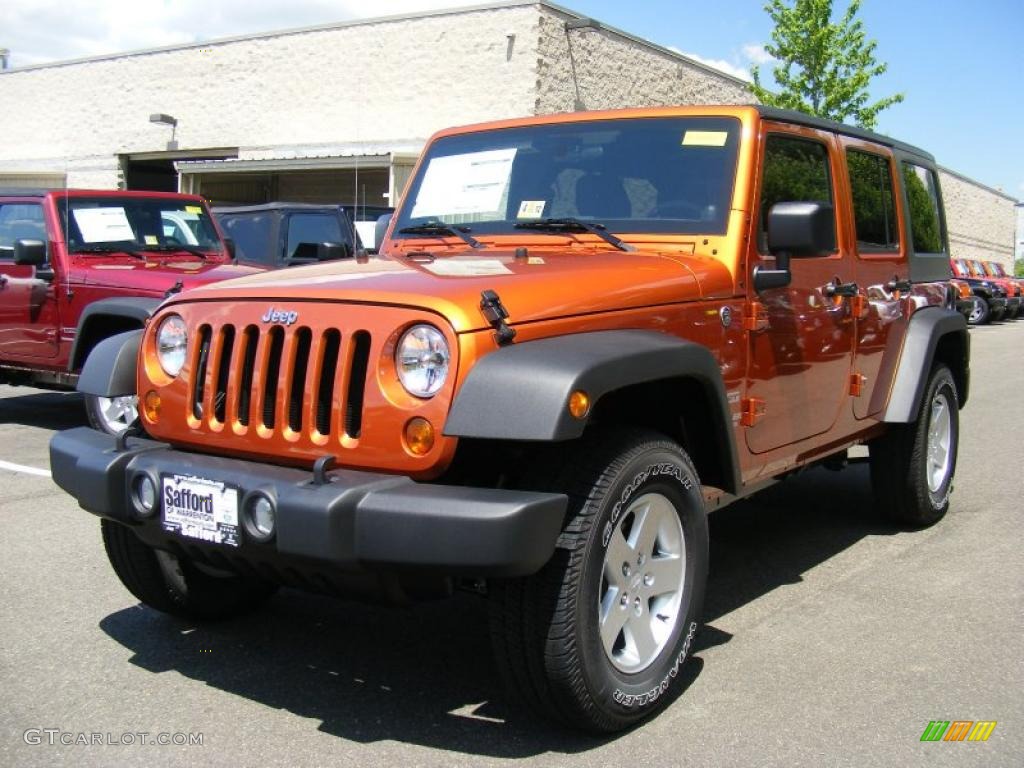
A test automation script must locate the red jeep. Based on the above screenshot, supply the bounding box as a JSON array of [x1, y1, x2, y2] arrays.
[[0, 188, 260, 433]]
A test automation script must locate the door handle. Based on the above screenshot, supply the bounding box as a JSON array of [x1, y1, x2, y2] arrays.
[[824, 279, 858, 298]]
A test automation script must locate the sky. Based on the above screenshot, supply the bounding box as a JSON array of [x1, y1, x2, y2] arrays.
[[1, 0, 1021, 200]]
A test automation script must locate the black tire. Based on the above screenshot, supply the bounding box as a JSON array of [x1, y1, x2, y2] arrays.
[[85, 393, 141, 436], [489, 430, 708, 732], [869, 365, 959, 527], [990, 305, 1005, 322], [966, 296, 988, 325], [101, 520, 277, 620]]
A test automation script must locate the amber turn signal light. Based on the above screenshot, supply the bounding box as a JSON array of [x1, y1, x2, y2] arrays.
[[568, 390, 591, 419], [143, 390, 161, 423], [404, 417, 435, 455]]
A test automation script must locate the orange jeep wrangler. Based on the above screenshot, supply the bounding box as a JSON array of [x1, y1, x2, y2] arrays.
[[51, 106, 969, 732]]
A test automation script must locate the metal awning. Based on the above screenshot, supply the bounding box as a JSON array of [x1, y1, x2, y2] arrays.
[[176, 143, 423, 174]]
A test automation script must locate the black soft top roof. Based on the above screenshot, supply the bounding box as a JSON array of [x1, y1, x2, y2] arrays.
[[212, 202, 349, 215], [0, 188, 48, 198], [754, 106, 934, 163]]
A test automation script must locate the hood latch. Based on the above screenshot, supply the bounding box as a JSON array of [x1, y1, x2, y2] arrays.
[[480, 289, 516, 346]]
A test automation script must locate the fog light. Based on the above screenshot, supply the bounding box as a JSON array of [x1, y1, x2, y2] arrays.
[[568, 390, 591, 419], [243, 493, 276, 542], [143, 390, 161, 423], [132, 474, 158, 518], [404, 417, 435, 456]]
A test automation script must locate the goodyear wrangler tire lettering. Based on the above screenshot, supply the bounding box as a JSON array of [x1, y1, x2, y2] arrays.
[[488, 429, 708, 733]]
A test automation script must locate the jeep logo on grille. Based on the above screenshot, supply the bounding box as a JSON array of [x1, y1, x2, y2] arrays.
[[261, 307, 299, 325]]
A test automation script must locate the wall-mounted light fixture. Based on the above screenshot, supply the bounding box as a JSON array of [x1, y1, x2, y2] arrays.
[[149, 113, 178, 151]]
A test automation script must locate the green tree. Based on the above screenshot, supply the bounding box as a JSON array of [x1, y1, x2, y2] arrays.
[[1015, 259, 1024, 278], [751, 0, 904, 130]]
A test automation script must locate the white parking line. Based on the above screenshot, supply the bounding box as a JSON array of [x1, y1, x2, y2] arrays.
[[0, 459, 51, 478]]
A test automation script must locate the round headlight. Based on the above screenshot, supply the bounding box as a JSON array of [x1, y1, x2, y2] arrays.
[[396, 324, 450, 397], [156, 314, 188, 377]]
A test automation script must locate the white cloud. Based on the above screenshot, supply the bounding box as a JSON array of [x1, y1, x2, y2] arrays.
[[741, 43, 773, 66], [0, 0, 484, 68], [668, 46, 751, 82], [666, 41, 777, 83]]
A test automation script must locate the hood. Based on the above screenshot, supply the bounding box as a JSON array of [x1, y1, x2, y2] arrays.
[[71, 254, 262, 294], [171, 246, 736, 332]]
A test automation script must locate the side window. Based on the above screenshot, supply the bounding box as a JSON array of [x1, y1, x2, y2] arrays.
[[219, 215, 272, 265], [758, 134, 835, 252], [901, 162, 944, 254], [846, 149, 899, 252], [287, 214, 344, 261], [0, 203, 46, 260]]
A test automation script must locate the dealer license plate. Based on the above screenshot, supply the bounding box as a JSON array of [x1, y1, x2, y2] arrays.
[[161, 474, 240, 547]]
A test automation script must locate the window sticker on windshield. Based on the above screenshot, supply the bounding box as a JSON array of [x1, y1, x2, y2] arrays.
[[517, 200, 546, 219], [144, 235, 158, 245], [72, 207, 135, 243], [411, 148, 517, 218], [422, 259, 513, 277], [185, 205, 203, 214], [682, 131, 729, 147]]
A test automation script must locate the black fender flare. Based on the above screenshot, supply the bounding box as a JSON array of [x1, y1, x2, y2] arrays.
[[443, 330, 741, 494], [881, 307, 969, 423], [69, 297, 161, 372], [76, 330, 141, 398]]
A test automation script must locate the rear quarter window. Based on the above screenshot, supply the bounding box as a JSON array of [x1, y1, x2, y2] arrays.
[[901, 162, 944, 254]]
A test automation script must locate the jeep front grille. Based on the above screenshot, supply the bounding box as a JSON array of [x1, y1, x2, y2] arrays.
[[188, 322, 372, 440]]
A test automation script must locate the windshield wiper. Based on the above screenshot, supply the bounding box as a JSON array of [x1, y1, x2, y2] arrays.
[[71, 244, 148, 260], [145, 244, 211, 260], [398, 221, 483, 250], [514, 217, 635, 252]]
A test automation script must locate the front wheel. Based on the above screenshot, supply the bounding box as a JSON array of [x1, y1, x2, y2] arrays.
[[966, 296, 989, 325], [85, 393, 140, 435], [869, 365, 959, 527], [101, 520, 277, 620], [489, 430, 708, 732]]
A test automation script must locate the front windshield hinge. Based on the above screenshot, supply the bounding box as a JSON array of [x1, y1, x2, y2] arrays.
[[480, 289, 516, 346]]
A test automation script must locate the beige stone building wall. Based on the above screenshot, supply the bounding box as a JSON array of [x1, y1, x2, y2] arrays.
[[534, 10, 750, 114], [939, 168, 1017, 272]]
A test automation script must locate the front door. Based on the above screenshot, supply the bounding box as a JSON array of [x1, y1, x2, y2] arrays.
[[0, 200, 60, 361], [744, 125, 856, 454]]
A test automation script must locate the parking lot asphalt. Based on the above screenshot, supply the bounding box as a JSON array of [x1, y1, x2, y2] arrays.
[[1, 321, 1022, 768]]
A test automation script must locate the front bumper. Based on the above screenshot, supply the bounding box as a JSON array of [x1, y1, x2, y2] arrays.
[[50, 427, 567, 578]]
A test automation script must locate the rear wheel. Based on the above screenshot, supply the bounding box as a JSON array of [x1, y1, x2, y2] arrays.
[[870, 365, 959, 527], [85, 393, 140, 435], [489, 430, 708, 732], [101, 520, 277, 620]]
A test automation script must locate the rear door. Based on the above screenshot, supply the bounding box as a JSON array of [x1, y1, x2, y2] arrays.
[[0, 200, 60, 361], [839, 141, 907, 420]]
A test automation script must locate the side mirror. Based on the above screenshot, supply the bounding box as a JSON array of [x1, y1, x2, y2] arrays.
[[14, 239, 54, 281], [767, 201, 835, 256], [753, 202, 835, 292], [317, 241, 353, 261], [14, 238, 47, 266], [374, 213, 393, 250], [222, 237, 236, 260]]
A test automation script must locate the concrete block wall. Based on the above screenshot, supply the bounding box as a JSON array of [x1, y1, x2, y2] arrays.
[[939, 168, 1017, 272], [0, 4, 544, 186], [534, 8, 750, 114]]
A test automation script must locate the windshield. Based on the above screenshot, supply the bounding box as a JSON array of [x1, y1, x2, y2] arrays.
[[57, 196, 224, 254], [393, 117, 741, 240]]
